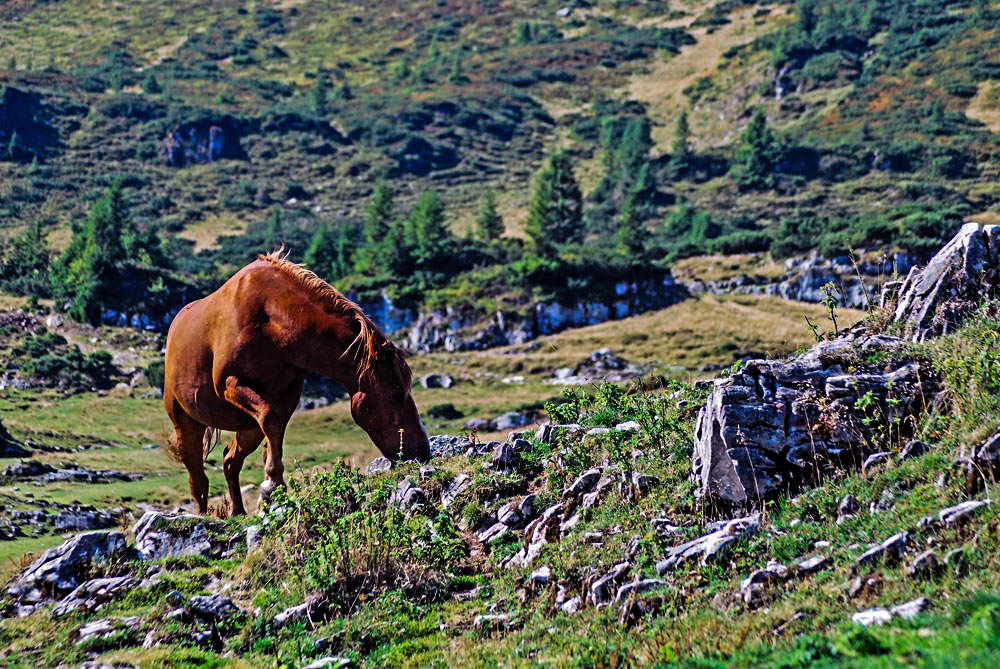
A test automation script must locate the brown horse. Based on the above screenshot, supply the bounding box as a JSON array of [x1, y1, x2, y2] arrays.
[[163, 250, 429, 515]]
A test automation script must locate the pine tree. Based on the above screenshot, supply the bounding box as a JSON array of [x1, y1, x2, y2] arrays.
[[142, 71, 162, 94], [798, 0, 817, 36], [616, 189, 644, 258], [476, 191, 504, 241], [357, 179, 395, 274], [311, 75, 328, 116], [735, 109, 781, 190], [1, 217, 50, 296], [525, 151, 584, 258], [50, 180, 136, 322], [304, 224, 338, 279], [670, 110, 691, 171], [407, 190, 449, 269]]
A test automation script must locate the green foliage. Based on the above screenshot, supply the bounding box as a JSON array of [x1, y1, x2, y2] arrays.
[[304, 223, 356, 282], [311, 74, 328, 116], [144, 358, 165, 391], [475, 191, 504, 241], [356, 179, 395, 275], [10, 330, 116, 389], [406, 190, 450, 270], [734, 109, 782, 190], [1, 218, 50, 296], [525, 151, 583, 258], [670, 109, 691, 171], [141, 70, 162, 94]]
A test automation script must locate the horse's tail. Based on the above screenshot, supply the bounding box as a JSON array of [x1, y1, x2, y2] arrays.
[[202, 427, 221, 461]]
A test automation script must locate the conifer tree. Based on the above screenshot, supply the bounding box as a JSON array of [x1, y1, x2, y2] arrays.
[[670, 110, 691, 171], [407, 190, 449, 269], [734, 109, 781, 190], [525, 151, 583, 258], [476, 191, 504, 241]]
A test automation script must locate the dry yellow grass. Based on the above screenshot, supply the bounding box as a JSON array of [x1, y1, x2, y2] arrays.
[[967, 81, 1000, 133], [623, 4, 791, 153], [671, 253, 788, 283], [178, 213, 250, 251]]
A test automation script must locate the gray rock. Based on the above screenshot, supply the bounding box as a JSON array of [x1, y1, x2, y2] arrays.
[[420, 373, 453, 389], [365, 456, 392, 475], [852, 607, 892, 626], [615, 579, 666, 602], [560, 595, 581, 615], [487, 442, 517, 472], [891, 596, 931, 619], [428, 435, 471, 458], [862, 452, 892, 475], [938, 499, 991, 526], [274, 601, 310, 627], [535, 424, 583, 444], [563, 468, 602, 501], [54, 507, 120, 532], [591, 561, 631, 605], [302, 657, 352, 669], [134, 512, 217, 561], [473, 613, 511, 631], [906, 550, 940, 577], [528, 565, 552, 587], [796, 555, 829, 575], [189, 594, 240, 620], [391, 479, 426, 510], [477, 522, 510, 544], [839, 494, 860, 517], [441, 473, 471, 508], [656, 514, 759, 573], [900, 439, 929, 460], [494, 411, 531, 431], [740, 561, 789, 592], [854, 532, 908, 569], [246, 525, 262, 551], [52, 575, 137, 617], [692, 335, 934, 506], [511, 503, 564, 567], [75, 616, 141, 645], [7, 531, 127, 603], [848, 575, 882, 599], [616, 420, 642, 432], [894, 223, 1000, 342]]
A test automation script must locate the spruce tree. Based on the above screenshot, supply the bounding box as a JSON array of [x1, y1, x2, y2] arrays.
[[304, 224, 338, 279], [616, 189, 644, 258], [1, 218, 50, 296], [525, 151, 583, 258], [476, 191, 504, 241], [142, 71, 162, 94], [407, 190, 449, 269], [734, 109, 781, 190], [670, 110, 691, 171], [311, 75, 328, 116], [357, 179, 395, 274]]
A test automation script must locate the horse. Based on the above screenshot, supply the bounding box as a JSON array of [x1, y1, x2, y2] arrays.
[[163, 250, 429, 515]]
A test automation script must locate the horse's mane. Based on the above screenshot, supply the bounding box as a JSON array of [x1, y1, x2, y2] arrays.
[[257, 249, 411, 387]]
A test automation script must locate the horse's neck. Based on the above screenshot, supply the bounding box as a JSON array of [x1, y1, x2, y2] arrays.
[[280, 306, 364, 395]]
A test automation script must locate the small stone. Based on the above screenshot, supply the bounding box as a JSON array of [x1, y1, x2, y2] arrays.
[[899, 439, 929, 460], [938, 499, 991, 526], [905, 550, 940, 577], [615, 579, 667, 602], [852, 607, 892, 626], [274, 601, 310, 627], [246, 525, 261, 551], [365, 456, 392, 475], [891, 596, 931, 620], [862, 452, 892, 475], [615, 421, 641, 432], [301, 657, 352, 669], [854, 532, 908, 569], [528, 565, 551, 587], [473, 613, 511, 631], [847, 575, 882, 599], [477, 522, 510, 545], [560, 596, 581, 615]]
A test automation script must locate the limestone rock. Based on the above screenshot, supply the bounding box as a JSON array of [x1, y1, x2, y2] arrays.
[[692, 334, 934, 507], [52, 575, 137, 617], [893, 223, 1000, 342], [134, 512, 218, 561], [854, 532, 908, 569], [656, 514, 759, 573], [7, 531, 127, 604]]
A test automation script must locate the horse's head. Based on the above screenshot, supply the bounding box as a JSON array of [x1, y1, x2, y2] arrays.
[[350, 340, 430, 462]]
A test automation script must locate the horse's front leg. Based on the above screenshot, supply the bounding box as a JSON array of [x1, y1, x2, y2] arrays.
[[220, 376, 293, 507]]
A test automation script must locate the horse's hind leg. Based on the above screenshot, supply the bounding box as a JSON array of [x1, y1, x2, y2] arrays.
[[223, 426, 264, 516], [168, 405, 210, 513], [221, 376, 299, 505]]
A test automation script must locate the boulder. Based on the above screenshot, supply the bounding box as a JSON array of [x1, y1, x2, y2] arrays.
[[894, 223, 1000, 342], [420, 373, 454, 389], [7, 531, 127, 604], [692, 333, 935, 507], [52, 575, 137, 617], [428, 434, 472, 458], [54, 506, 121, 532], [854, 532, 908, 569], [134, 512, 218, 561]]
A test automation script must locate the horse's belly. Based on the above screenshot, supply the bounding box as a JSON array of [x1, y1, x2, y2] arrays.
[[176, 381, 259, 432]]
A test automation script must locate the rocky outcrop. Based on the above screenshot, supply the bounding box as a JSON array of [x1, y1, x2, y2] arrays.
[[163, 119, 245, 167], [894, 223, 1000, 341], [398, 276, 688, 353], [693, 332, 935, 507], [0, 419, 30, 458], [133, 511, 220, 561], [6, 531, 128, 609], [692, 225, 1000, 508]]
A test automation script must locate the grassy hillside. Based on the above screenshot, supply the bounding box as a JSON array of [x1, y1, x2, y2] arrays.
[[2, 0, 996, 327]]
